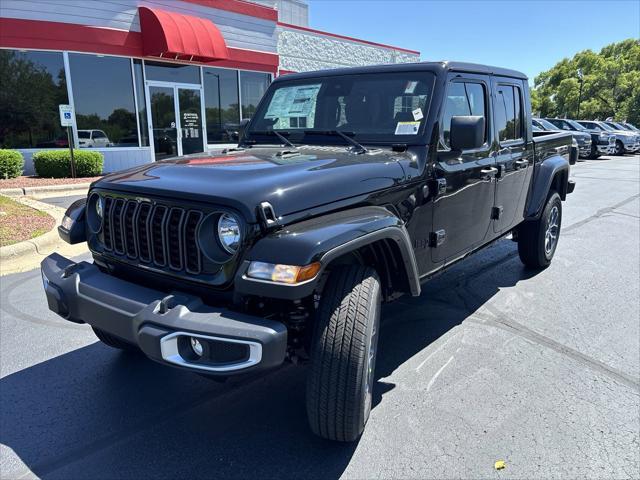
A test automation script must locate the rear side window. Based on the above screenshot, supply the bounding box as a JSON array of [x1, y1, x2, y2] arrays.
[[441, 81, 487, 148], [495, 85, 523, 142]]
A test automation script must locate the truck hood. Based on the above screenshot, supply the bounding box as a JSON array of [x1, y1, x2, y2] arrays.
[[93, 146, 410, 223]]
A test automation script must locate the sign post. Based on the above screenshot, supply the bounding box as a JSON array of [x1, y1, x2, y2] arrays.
[[58, 104, 76, 178]]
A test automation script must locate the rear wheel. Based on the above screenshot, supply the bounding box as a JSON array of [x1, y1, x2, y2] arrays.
[[615, 140, 625, 156], [306, 265, 381, 442], [517, 191, 562, 268], [92, 327, 138, 351]]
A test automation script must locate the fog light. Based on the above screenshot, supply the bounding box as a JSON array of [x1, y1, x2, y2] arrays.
[[190, 337, 203, 357]]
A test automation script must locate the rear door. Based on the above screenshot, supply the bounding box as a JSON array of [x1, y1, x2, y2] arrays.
[[491, 78, 532, 233], [431, 73, 496, 264]]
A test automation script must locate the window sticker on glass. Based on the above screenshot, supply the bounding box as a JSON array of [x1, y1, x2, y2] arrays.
[[395, 121, 421, 135], [265, 84, 321, 119], [404, 81, 418, 94], [412, 108, 423, 121]]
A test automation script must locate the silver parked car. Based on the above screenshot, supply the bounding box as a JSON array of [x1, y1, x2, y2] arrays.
[[619, 122, 639, 133], [578, 121, 640, 155]]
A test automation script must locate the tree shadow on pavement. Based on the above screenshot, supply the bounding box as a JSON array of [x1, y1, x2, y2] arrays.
[[0, 240, 539, 479]]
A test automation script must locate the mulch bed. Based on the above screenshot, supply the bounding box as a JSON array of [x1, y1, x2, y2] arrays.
[[0, 175, 103, 189], [0, 196, 55, 247]]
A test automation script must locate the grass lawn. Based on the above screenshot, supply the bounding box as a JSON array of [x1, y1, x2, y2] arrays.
[[0, 195, 55, 247]]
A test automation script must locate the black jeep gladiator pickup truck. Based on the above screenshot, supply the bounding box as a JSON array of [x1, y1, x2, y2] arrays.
[[43, 61, 576, 442]]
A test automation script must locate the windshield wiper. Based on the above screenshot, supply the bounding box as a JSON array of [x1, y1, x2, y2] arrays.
[[248, 130, 298, 150], [304, 130, 368, 154]]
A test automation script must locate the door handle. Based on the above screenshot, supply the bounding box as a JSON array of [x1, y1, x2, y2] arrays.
[[515, 160, 529, 168], [481, 167, 498, 175]]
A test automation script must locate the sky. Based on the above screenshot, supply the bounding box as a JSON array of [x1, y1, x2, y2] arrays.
[[306, 0, 640, 83]]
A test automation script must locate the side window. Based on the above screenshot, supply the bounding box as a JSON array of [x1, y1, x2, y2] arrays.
[[441, 81, 487, 149], [496, 85, 523, 142]]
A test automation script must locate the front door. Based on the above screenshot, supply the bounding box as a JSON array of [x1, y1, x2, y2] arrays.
[[177, 87, 204, 155], [147, 83, 205, 160], [431, 74, 496, 264], [491, 79, 532, 233]]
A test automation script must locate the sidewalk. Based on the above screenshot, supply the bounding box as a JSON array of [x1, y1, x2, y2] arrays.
[[0, 182, 91, 198], [0, 195, 88, 275]]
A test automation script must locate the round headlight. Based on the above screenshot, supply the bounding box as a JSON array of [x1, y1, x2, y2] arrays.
[[217, 213, 241, 254], [95, 195, 104, 219], [87, 192, 104, 233]]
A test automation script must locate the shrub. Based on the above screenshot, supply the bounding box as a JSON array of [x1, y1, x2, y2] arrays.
[[0, 149, 24, 179], [33, 150, 103, 178]]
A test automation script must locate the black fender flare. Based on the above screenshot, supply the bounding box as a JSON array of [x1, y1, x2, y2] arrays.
[[525, 155, 569, 220], [234, 206, 421, 300]]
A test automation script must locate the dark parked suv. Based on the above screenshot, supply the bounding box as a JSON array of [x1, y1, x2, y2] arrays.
[[545, 118, 615, 158], [43, 62, 575, 442]]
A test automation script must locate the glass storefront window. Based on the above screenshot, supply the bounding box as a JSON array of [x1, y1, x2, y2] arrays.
[[240, 71, 271, 120], [203, 67, 240, 144], [133, 60, 149, 147], [68, 53, 139, 147], [144, 61, 200, 84], [0, 49, 69, 148]]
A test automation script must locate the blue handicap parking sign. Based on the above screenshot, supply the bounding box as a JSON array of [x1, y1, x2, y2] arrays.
[[64, 112, 71, 119]]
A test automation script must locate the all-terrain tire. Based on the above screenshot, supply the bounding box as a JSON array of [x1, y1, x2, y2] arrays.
[[306, 265, 381, 442], [518, 191, 562, 268], [92, 327, 138, 351]]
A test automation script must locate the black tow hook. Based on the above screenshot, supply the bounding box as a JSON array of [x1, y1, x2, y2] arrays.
[[62, 263, 82, 278]]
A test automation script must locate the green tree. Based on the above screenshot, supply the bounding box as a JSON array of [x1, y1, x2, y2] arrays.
[[532, 39, 640, 124]]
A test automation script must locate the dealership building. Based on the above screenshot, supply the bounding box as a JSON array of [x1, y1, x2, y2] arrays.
[[0, 0, 420, 174]]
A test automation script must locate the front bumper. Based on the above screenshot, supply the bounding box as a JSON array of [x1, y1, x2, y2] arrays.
[[578, 144, 591, 157], [41, 253, 287, 375], [597, 144, 616, 155]]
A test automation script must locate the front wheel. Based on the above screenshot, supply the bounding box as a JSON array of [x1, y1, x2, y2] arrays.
[[306, 265, 381, 442], [615, 140, 625, 156], [517, 191, 562, 268]]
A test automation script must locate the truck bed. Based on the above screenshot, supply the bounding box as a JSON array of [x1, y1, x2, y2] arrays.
[[532, 130, 573, 162]]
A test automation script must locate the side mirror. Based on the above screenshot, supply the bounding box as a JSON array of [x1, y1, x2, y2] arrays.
[[450, 116, 485, 151]]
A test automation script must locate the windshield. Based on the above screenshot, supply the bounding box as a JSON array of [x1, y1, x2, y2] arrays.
[[534, 118, 558, 131], [566, 119, 587, 131], [246, 72, 435, 145], [604, 122, 621, 130], [599, 122, 615, 131]]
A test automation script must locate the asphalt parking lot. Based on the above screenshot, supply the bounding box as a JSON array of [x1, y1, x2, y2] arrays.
[[1, 154, 639, 479]]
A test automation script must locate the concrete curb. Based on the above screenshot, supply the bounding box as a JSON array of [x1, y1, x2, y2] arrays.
[[0, 196, 88, 275], [0, 183, 91, 197]]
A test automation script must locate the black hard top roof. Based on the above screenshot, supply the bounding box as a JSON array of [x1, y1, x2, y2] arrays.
[[274, 61, 528, 83]]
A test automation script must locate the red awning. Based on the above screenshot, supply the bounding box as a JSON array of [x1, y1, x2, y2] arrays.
[[139, 7, 229, 62]]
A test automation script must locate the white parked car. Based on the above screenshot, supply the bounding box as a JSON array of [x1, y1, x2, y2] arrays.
[[78, 129, 111, 148]]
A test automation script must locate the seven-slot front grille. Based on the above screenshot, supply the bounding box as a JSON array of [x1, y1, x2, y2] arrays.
[[101, 197, 203, 275]]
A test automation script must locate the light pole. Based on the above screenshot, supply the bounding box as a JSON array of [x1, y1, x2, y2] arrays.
[[205, 72, 222, 139], [577, 68, 584, 119]]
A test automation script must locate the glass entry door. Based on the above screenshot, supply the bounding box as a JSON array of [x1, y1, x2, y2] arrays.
[[177, 88, 204, 155], [149, 86, 178, 160], [147, 83, 205, 160]]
